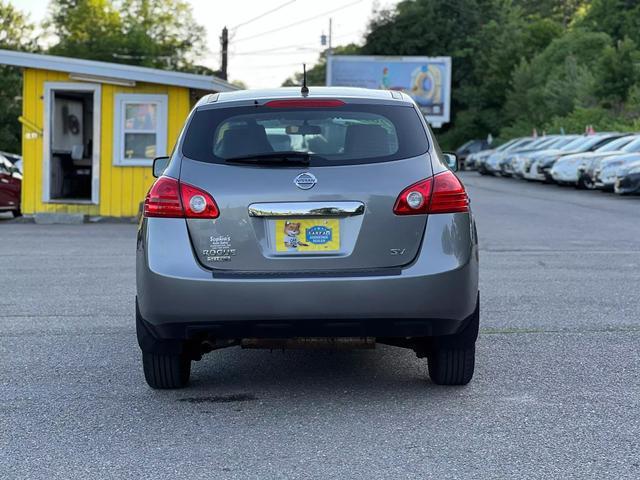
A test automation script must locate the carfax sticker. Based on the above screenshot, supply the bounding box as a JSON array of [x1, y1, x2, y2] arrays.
[[275, 219, 340, 252]]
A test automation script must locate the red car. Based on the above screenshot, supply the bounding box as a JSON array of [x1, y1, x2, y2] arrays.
[[0, 153, 21, 217]]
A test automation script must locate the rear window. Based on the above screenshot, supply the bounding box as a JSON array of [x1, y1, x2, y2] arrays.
[[181, 103, 429, 166]]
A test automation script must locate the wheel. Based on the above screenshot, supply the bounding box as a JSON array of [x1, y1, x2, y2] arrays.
[[142, 352, 191, 389], [136, 298, 191, 389], [426, 294, 479, 386], [428, 345, 475, 385], [11, 209, 21, 218]]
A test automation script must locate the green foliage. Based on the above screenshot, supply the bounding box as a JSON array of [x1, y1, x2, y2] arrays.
[[46, 0, 122, 61], [0, 1, 37, 154], [504, 30, 611, 126], [45, 0, 206, 71], [544, 107, 636, 133], [591, 37, 640, 109], [577, 0, 640, 44]]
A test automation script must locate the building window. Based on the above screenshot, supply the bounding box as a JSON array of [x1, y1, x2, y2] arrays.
[[113, 94, 167, 166]]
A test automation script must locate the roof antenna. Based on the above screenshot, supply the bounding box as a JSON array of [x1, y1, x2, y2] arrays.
[[301, 63, 309, 96]]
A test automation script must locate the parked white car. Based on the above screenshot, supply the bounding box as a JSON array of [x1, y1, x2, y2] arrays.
[[595, 153, 640, 190], [550, 135, 636, 185]]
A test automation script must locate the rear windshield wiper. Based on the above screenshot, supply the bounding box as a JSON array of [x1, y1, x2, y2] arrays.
[[224, 151, 320, 166]]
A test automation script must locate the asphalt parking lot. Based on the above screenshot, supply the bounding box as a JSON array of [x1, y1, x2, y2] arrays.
[[1, 172, 639, 479]]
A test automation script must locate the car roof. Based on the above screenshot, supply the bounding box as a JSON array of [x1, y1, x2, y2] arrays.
[[196, 87, 414, 108]]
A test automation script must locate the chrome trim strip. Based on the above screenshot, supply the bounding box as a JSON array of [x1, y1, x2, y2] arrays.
[[248, 201, 365, 218]]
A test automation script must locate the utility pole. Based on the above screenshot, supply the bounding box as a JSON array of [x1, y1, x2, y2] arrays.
[[328, 18, 333, 55], [220, 26, 229, 80]]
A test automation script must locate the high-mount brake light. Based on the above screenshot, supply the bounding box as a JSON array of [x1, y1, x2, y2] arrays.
[[144, 176, 219, 219], [264, 99, 345, 108], [393, 171, 469, 215]]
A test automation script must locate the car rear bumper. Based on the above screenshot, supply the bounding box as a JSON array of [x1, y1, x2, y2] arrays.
[[136, 213, 479, 339]]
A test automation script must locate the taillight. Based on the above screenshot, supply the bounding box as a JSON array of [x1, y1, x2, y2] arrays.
[[180, 182, 219, 218], [393, 171, 469, 215], [144, 176, 182, 218], [144, 176, 219, 219], [429, 170, 469, 213], [393, 178, 433, 214]]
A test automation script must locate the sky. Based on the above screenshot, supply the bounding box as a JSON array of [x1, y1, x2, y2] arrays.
[[11, 0, 400, 88]]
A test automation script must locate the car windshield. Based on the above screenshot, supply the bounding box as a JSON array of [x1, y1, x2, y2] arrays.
[[620, 137, 640, 152], [562, 136, 607, 151], [183, 103, 430, 166], [1, 153, 20, 164], [523, 137, 556, 150], [457, 140, 474, 151], [547, 136, 578, 149], [595, 136, 633, 152], [504, 138, 533, 151]]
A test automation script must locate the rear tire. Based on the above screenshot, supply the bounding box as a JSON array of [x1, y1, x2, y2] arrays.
[[428, 346, 475, 385], [426, 294, 479, 386], [137, 298, 192, 389], [142, 352, 191, 389], [11, 209, 21, 218]]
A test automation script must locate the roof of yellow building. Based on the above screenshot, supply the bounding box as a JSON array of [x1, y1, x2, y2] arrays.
[[0, 49, 238, 92]]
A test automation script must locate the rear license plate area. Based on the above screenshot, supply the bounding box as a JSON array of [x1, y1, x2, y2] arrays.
[[273, 218, 340, 254]]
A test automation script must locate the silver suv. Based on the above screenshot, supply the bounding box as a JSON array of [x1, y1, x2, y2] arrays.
[[136, 87, 479, 389]]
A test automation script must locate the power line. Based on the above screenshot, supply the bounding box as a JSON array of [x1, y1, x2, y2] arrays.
[[232, 49, 321, 56], [233, 43, 319, 55], [232, 29, 363, 57], [233, 0, 364, 43], [230, 0, 297, 31]]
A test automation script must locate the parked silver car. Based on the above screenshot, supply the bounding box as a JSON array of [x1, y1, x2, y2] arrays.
[[136, 87, 479, 389], [595, 152, 640, 190], [479, 137, 534, 174], [550, 135, 635, 186]]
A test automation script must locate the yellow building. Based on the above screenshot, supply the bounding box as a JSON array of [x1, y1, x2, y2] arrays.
[[0, 49, 237, 218]]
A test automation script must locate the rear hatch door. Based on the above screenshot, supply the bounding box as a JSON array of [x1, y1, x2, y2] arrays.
[[178, 98, 433, 272]]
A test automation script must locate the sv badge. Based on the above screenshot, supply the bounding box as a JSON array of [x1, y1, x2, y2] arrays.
[[390, 248, 406, 255]]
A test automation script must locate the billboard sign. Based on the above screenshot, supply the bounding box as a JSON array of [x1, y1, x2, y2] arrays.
[[326, 55, 452, 127]]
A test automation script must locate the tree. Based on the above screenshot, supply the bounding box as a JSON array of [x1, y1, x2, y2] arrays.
[[591, 37, 640, 111], [118, 0, 207, 71], [577, 0, 640, 45], [45, 0, 124, 62], [503, 29, 611, 130], [0, 1, 37, 153], [45, 0, 206, 71]]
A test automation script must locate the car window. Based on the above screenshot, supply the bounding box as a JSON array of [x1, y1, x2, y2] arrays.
[[505, 138, 533, 151], [457, 140, 474, 152], [496, 138, 523, 151], [2, 154, 20, 164], [523, 138, 552, 149], [183, 103, 430, 166], [534, 137, 560, 149], [549, 136, 577, 148], [595, 136, 633, 152], [620, 137, 640, 152], [563, 136, 609, 151]]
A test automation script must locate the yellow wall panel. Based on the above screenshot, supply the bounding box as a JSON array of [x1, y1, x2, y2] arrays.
[[21, 68, 192, 217]]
